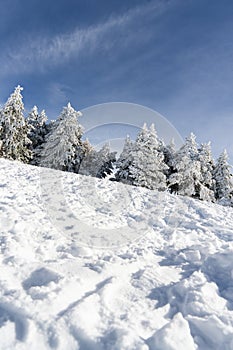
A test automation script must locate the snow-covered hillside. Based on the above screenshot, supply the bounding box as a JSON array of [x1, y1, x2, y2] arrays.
[[0, 159, 233, 350]]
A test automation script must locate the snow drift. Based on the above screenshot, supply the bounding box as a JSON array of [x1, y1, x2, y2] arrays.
[[0, 158, 233, 349]]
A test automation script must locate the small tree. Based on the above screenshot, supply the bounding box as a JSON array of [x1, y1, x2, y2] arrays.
[[115, 135, 135, 184], [0, 86, 32, 163], [161, 138, 176, 178], [96, 144, 116, 178], [213, 150, 233, 204], [27, 106, 48, 148], [129, 124, 168, 190], [169, 133, 202, 197], [198, 142, 215, 202], [74, 139, 93, 174], [79, 143, 116, 178], [27, 106, 49, 164], [186, 132, 199, 159], [39, 102, 83, 172]]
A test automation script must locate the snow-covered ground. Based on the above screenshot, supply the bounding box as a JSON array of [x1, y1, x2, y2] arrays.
[[0, 158, 233, 350]]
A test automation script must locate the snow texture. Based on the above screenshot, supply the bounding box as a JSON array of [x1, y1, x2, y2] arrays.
[[0, 159, 233, 349]]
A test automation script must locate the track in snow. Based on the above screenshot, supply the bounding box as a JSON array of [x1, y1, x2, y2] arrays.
[[0, 159, 233, 349]]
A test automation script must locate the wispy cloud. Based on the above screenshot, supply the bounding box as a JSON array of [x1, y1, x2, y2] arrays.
[[1, 0, 172, 76]]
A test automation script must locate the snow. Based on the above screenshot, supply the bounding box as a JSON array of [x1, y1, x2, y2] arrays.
[[0, 158, 233, 349], [148, 312, 196, 350]]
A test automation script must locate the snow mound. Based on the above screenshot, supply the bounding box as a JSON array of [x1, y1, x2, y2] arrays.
[[148, 312, 196, 350], [0, 158, 233, 349]]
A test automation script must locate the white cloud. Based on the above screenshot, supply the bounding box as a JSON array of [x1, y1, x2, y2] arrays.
[[1, 0, 171, 75]]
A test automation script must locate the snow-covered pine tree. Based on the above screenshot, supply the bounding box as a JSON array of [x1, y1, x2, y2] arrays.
[[213, 149, 233, 204], [27, 106, 49, 164], [129, 123, 168, 190], [0, 86, 32, 163], [115, 135, 135, 184], [39, 102, 83, 172], [96, 144, 116, 178], [198, 142, 215, 202], [79, 143, 116, 178], [169, 133, 202, 197], [160, 138, 176, 178], [187, 134, 199, 158], [27, 106, 48, 148], [74, 139, 93, 174], [46, 118, 56, 135], [27, 106, 39, 144]]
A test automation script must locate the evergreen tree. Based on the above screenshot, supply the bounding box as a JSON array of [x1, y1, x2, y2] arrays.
[[0, 86, 32, 163], [129, 124, 168, 190], [74, 139, 93, 174], [115, 135, 135, 184], [169, 133, 202, 197], [46, 118, 56, 135], [213, 150, 233, 203], [186, 132, 199, 159], [27, 106, 49, 164], [160, 138, 176, 178], [198, 142, 215, 202], [27, 106, 48, 148], [39, 102, 83, 171], [97, 144, 116, 178], [79, 143, 116, 178]]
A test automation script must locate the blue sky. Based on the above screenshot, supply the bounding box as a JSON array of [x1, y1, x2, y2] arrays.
[[1, 0, 233, 162]]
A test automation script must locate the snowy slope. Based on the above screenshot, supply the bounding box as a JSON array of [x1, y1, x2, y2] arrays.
[[0, 158, 233, 350]]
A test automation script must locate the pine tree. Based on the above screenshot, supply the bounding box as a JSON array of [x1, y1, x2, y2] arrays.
[[27, 106, 49, 164], [74, 139, 93, 174], [160, 138, 176, 178], [129, 124, 168, 190], [169, 133, 202, 197], [213, 150, 233, 204], [0, 86, 32, 163], [115, 135, 135, 184], [27, 106, 48, 148], [186, 132, 199, 159], [96, 144, 116, 178], [79, 143, 116, 178], [46, 118, 56, 135], [39, 102, 83, 172], [198, 142, 215, 202]]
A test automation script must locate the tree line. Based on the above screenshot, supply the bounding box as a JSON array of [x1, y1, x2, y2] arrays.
[[0, 86, 232, 207]]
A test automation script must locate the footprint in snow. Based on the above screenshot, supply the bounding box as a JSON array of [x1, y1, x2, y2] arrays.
[[22, 268, 61, 300]]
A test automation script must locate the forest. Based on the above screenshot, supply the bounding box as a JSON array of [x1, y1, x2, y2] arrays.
[[0, 86, 232, 207]]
